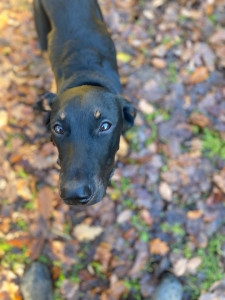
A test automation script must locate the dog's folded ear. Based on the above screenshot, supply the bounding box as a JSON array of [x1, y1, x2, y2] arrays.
[[33, 92, 57, 112], [116, 95, 136, 133]]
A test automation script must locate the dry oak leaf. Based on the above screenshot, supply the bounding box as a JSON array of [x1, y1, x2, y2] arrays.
[[186, 66, 209, 84], [149, 238, 169, 256]]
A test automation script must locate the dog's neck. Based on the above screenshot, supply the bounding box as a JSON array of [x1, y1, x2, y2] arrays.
[[49, 40, 121, 95]]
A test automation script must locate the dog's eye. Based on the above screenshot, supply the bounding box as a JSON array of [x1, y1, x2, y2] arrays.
[[100, 122, 111, 132], [53, 124, 64, 135]]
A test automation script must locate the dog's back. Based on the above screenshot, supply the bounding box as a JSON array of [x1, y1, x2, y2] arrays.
[[33, 0, 121, 94]]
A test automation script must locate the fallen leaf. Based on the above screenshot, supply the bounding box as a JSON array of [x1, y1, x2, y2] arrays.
[[73, 224, 104, 241], [117, 52, 132, 63], [115, 0, 137, 8], [94, 242, 112, 272], [36, 186, 54, 220], [187, 257, 202, 274], [187, 210, 203, 220], [0, 109, 8, 127], [173, 258, 188, 276], [60, 279, 79, 300], [116, 209, 132, 224], [151, 58, 166, 69], [188, 112, 211, 128], [186, 67, 209, 84], [102, 280, 129, 300], [138, 99, 155, 114], [149, 238, 169, 256], [140, 209, 153, 226], [158, 182, 172, 202], [180, 8, 202, 19]]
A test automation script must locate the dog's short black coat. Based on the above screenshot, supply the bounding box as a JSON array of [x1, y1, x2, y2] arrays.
[[33, 0, 136, 205]]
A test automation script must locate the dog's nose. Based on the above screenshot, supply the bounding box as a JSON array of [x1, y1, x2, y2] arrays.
[[61, 182, 92, 205]]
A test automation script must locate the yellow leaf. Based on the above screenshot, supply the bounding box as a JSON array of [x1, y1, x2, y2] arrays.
[[117, 52, 132, 63]]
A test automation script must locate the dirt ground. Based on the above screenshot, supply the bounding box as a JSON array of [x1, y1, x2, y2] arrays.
[[0, 0, 225, 299]]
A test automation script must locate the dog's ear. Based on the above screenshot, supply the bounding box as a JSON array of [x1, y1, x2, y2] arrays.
[[116, 95, 136, 133], [33, 92, 56, 112]]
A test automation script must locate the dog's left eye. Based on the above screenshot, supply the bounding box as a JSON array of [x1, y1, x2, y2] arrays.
[[100, 122, 111, 132], [53, 124, 64, 135]]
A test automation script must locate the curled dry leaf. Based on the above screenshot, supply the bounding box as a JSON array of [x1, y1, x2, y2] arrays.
[[149, 238, 169, 256]]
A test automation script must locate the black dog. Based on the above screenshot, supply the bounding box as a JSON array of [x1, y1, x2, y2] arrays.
[[33, 0, 136, 206]]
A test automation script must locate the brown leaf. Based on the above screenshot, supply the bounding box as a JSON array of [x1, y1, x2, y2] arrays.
[[102, 281, 129, 300], [94, 242, 112, 272], [36, 186, 54, 220], [186, 67, 209, 84], [149, 238, 169, 256], [188, 112, 211, 128], [213, 172, 225, 194], [140, 209, 153, 226]]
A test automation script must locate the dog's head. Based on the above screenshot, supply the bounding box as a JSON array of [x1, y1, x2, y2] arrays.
[[35, 86, 136, 205]]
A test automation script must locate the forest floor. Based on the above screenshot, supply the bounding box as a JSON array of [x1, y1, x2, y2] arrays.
[[0, 0, 225, 299]]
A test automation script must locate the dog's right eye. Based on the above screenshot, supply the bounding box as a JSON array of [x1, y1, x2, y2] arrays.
[[53, 124, 64, 135]]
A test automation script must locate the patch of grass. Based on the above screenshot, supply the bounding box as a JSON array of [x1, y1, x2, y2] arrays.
[[161, 222, 185, 237], [17, 219, 28, 231], [123, 278, 141, 300], [131, 214, 149, 242], [201, 128, 225, 159], [0, 241, 30, 268], [145, 124, 157, 146], [184, 233, 225, 297], [208, 14, 217, 24], [24, 200, 35, 211], [162, 35, 171, 45], [38, 254, 50, 264], [91, 261, 106, 280], [197, 234, 225, 291], [125, 126, 140, 152], [17, 167, 28, 179], [168, 62, 178, 83], [121, 177, 131, 193], [123, 198, 137, 210], [145, 109, 170, 123]]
